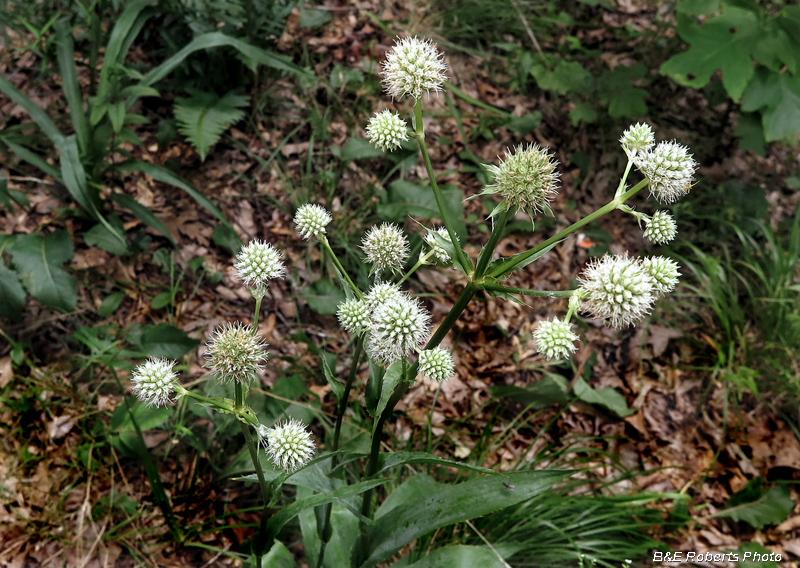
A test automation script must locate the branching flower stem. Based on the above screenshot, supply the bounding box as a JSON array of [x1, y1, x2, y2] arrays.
[[481, 284, 576, 298], [398, 250, 434, 285], [320, 235, 365, 299], [474, 207, 513, 278]]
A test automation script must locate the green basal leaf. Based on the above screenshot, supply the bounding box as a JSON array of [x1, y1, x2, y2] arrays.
[[8, 231, 76, 313], [400, 545, 508, 568], [84, 215, 131, 255], [573, 377, 634, 418], [372, 361, 404, 434], [741, 68, 800, 142], [374, 452, 494, 476], [714, 485, 793, 529], [137, 323, 199, 359], [341, 137, 384, 161], [110, 193, 176, 245], [321, 354, 344, 402], [0, 262, 26, 321]]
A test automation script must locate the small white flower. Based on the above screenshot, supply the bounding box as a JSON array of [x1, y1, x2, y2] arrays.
[[643, 210, 678, 245], [423, 226, 458, 265], [633, 141, 697, 204], [382, 36, 448, 100], [264, 418, 316, 472], [362, 223, 410, 277], [641, 256, 680, 298], [294, 204, 332, 240], [131, 357, 179, 407], [367, 295, 430, 364], [337, 298, 371, 333], [620, 123, 655, 157], [234, 240, 285, 289], [366, 110, 409, 152], [204, 323, 269, 383], [418, 347, 455, 381], [533, 319, 579, 360], [579, 254, 655, 329], [366, 282, 406, 311]]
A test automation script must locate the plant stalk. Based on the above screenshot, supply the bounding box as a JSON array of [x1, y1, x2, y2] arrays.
[[321, 235, 364, 299], [474, 207, 513, 278]]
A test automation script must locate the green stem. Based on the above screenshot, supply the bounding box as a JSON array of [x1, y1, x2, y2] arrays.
[[320, 235, 364, 299], [615, 160, 634, 198], [398, 251, 433, 286], [413, 99, 471, 276], [253, 295, 263, 332], [474, 207, 513, 278], [487, 178, 649, 279], [481, 284, 577, 298]]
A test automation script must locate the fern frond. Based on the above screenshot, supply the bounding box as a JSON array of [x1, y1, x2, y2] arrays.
[[174, 88, 248, 161]]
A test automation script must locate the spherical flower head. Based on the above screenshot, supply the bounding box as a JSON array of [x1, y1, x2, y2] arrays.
[[131, 357, 179, 407], [362, 223, 410, 277], [382, 36, 447, 100], [533, 319, 580, 360], [634, 141, 697, 204], [204, 323, 268, 383], [642, 256, 680, 298], [366, 110, 409, 152], [579, 254, 655, 329], [294, 203, 331, 240], [423, 226, 458, 265], [482, 144, 560, 219], [337, 298, 371, 333], [367, 296, 431, 364], [366, 282, 405, 311], [643, 210, 677, 245], [234, 240, 285, 289], [264, 418, 316, 472], [620, 123, 655, 157], [418, 347, 455, 382]]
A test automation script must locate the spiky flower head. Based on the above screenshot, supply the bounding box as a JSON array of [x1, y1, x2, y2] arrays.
[[263, 418, 316, 472], [643, 210, 677, 245], [362, 223, 410, 277], [423, 226, 458, 265], [482, 144, 560, 219], [642, 256, 680, 298], [366, 110, 409, 152], [620, 123, 655, 157], [418, 347, 455, 382], [366, 282, 405, 311], [234, 240, 285, 290], [634, 141, 697, 204], [367, 295, 431, 364], [382, 36, 447, 100], [337, 298, 371, 333], [204, 323, 268, 383], [579, 254, 655, 329], [294, 203, 332, 240], [131, 357, 179, 407], [533, 319, 580, 360]]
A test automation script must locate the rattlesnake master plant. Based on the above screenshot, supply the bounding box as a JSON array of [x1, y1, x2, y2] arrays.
[[129, 36, 700, 568]]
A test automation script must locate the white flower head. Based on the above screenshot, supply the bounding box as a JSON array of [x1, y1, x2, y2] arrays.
[[366, 110, 409, 152], [362, 223, 410, 277], [533, 319, 580, 360], [643, 210, 678, 245], [482, 143, 560, 219], [204, 323, 269, 383], [234, 240, 285, 289], [382, 36, 448, 100], [367, 295, 431, 364], [131, 357, 179, 407], [418, 347, 455, 382], [294, 203, 332, 240], [642, 256, 681, 298], [264, 418, 316, 472], [634, 141, 697, 204], [366, 282, 406, 311], [620, 123, 655, 157], [423, 226, 458, 265], [579, 254, 655, 329], [337, 298, 371, 333]]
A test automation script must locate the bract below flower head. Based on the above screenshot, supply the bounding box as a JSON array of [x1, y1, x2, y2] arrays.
[[579, 254, 655, 329], [264, 418, 316, 472], [131, 357, 179, 407], [294, 203, 332, 240], [366, 110, 409, 152], [533, 319, 579, 361], [367, 295, 430, 364], [234, 240, 285, 289], [382, 36, 447, 100], [481, 143, 560, 220], [204, 323, 268, 383], [362, 223, 409, 277], [634, 141, 697, 204]]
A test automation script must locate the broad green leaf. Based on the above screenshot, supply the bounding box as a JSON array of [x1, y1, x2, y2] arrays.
[[0, 263, 26, 321], [736, 542, 779, 568], [138, 323, 199, 358], [402, 546, 507, 568], [378, 181, 466, 241], [573, 377, 633, 417], [375, 473, 439, 520], [741, 68, 800, 142], [302, 279, 346, 315], [360, 470, 572, 568], [110, 398, 172, 432], [491, 373, 569, 408], [211, 224, 241, 254], [321, 355, 344, 402], [715, 485, 793, 529], [55, 19, 87, 154], [299, 487, 359, 568], [374, 452, 494, 476], [372, 361, 403, 431], [1, 140, 62, 180], [529, 58, 592, 95], [98, 291, 125, 317], [98, 0, 153, 95], [569, 102, 598, 125], [245, 542, 299, 568], [110, 193, 176, 245], [659, 8, 759, 101], [84, 215, 130, 255], [9, 231, 76, 312], [174, 89, 248, 161], [341, 137, 384, 161], [505, 112, 542, 135], [597, 63, 648, 118]]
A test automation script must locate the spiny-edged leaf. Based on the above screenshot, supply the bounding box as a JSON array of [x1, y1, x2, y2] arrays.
[[359, 470, 572, 568], [573, 377, 633, 417], [401, 545, 508, 568], [741, 68, 800, 142], [374, 451, 494, 476], [715, 485, 793, 529], [9, 231, 76, 312], [0, 263, 26, 321], [660, 8, 760, 101], [597, 63, 648, 118], [174, 89, 248, 161]]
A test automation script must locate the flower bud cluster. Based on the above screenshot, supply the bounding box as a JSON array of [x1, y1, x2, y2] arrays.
[[366, 110, 409, 152], [337, 298, 371, 333], [381, 36, 447, 100], [294, 203, 331, 241], [131, 357, 179, 407], [633, 140, 697, 204], [423, 226, 457, 265], [643, 210, 677, 245], [362, 223, 410, 277], [263, 418, 316, 472], [204, 323, 269, 383], [620, 123, 655, 157], [533, 319, 579, 361], [235, 240, 285, 294], [418, 347, 455, 382]]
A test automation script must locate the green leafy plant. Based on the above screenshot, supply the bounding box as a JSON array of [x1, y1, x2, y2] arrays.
[[174, 89, 249, 161]]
